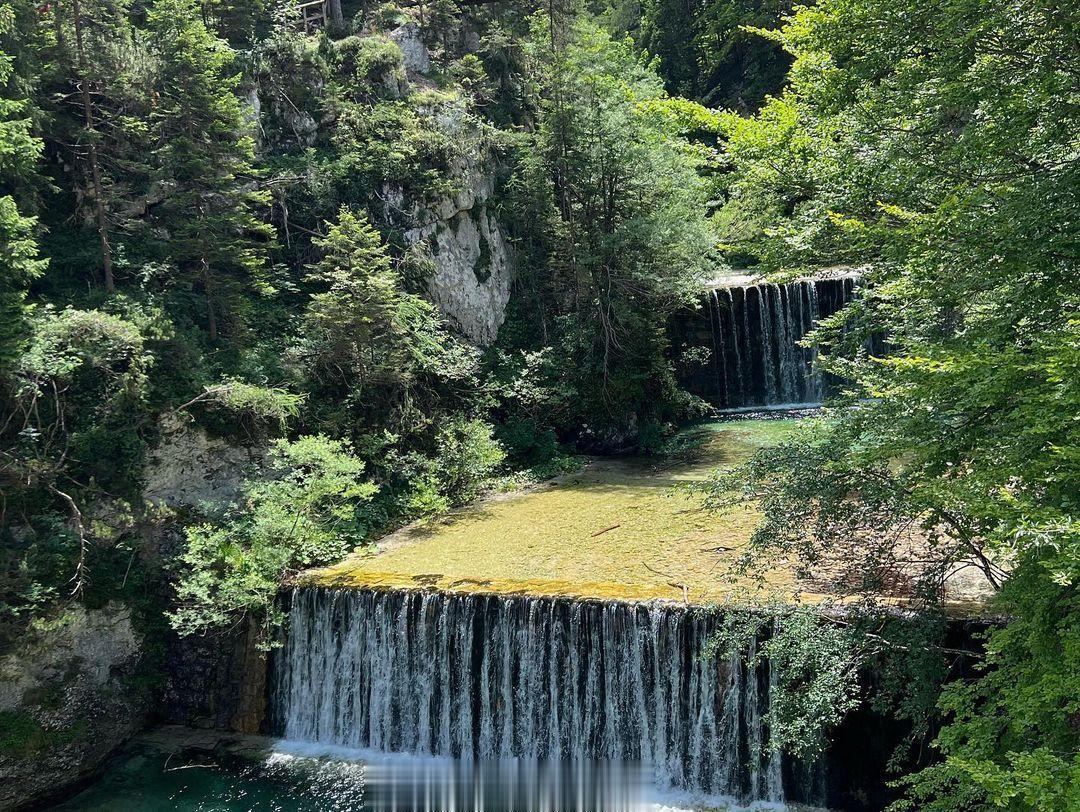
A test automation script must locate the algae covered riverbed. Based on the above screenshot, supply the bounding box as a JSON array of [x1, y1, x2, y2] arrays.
[[306, 418, 807, 605]]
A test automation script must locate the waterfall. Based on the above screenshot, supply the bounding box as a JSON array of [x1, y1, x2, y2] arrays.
[[686, 276, 858, 409], [725, 288, 744, 406], [273, 587, 799, 805]]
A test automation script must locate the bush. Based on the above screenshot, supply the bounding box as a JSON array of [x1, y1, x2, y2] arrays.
[[169, 436, 377, 639], [434, 417, 505, 506], [332, 35, 404, 97]]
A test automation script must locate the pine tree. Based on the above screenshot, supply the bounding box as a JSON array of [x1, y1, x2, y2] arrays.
[[148, 0, 272, 342], [0, 2, 46, 369], [35, 0, 140, 292]]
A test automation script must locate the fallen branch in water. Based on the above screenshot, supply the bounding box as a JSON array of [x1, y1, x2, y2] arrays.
[[642, 562, 690, 604], [591, 524, 620, 537]]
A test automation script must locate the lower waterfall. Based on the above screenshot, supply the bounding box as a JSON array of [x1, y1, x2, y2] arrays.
[[272, 588, 819, 807]]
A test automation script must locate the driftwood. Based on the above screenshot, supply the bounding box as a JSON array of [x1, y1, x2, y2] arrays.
[[642, 562, 691, 604]]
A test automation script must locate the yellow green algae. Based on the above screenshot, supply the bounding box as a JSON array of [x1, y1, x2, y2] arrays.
[[303, 419, 820, 606]]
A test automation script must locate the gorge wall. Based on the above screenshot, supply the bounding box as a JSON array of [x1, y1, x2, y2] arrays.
[[0, 605, 149, 811]]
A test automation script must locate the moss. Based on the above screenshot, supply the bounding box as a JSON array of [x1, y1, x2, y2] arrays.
[[306, 419, 812, 605], [0, 711, 87, 758]]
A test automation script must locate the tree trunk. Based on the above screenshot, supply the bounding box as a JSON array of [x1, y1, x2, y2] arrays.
[[328, 0, 344, 28], [201, 258, 218, 342], [70, 0, 114, 294]]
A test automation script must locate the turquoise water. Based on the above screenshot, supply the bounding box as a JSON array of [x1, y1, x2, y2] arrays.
[[51, 744, 367, 811], [50, 741, 711, 812]]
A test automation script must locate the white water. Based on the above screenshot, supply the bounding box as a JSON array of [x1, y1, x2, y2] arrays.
[[273, 588, 803, 807], [701, 278, 856, 408]]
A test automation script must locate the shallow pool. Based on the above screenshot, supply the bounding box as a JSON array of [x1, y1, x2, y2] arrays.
[[49, 735, 797, 811]]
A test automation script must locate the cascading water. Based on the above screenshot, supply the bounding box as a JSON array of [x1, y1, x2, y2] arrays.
[[677, 276, 859, 409], [272, 587, 809, 807]]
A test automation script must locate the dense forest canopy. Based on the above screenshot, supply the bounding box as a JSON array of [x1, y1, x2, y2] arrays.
[[0, 0, 1076, 809]]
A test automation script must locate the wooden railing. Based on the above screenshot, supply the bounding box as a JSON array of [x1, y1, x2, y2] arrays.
[[296, 0, 327, 31]]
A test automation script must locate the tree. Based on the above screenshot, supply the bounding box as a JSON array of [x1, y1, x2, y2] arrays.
[[1, 305, 160, 608], [66, 0, 114, 291], [0, 2, 45, 370], [169, 436, 377, 638], [706, 0, 1080, 807], [508, 16, 717, 442], [148, 0, 273, 342], [628, 0, 791, 111], [38, 0, 152, 293], [296, 207, 476, 431]]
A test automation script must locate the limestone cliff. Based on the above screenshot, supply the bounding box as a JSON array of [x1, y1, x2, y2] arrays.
[[0, 605, 148, 811], [391, 96, 515, 347]]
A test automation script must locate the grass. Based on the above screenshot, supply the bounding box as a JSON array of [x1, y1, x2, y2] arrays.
[[305, 418, 815, 605]]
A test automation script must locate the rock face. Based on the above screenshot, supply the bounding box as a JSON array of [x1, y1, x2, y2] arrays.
[[141, 416, 269, 735], [0, 605, 148, 811], [143, 415, 263, 511], [397, 100, 515, 346], [160, 617, 268, 736], [389, 22, 431, 76], [414, 202, 514, 346]]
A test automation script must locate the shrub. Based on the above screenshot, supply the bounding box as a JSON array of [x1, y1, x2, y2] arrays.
[[169, 436, 377, 639]]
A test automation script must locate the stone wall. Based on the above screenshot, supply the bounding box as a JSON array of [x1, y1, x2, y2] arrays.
[[160, 617, 268, 735]]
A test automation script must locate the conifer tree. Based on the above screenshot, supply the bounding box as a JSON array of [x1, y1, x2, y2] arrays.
[[148, 0, 272, 342], [32, 0, 157, 292], [0, 2, 46, 369]]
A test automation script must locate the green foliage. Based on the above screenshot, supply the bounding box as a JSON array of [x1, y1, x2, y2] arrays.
[[169, 436, 377, 638], [202, 0, 269, 45], [707, 0, 1080, 806], [504, 15, 717, 445], [332, 34, 405, 96], [10, 306, 159, 491], [329, 96, 457, 203], [624, 0, 790, 110], [709, 605, 863, 760], [0, 2, 45, 369], [0, 710, 85, 758], [893, 568, 1080, 812], [178, 376, 305, 440], [195, 379, 303, 429], [0, 196, 45, 369], [147, 0, 274, 342], [295, 207, 477, 430], [432, 416, 505, 506], [0, 305, 165, 634], [385, 416, 506, 518], [0, 517, 72, 640]]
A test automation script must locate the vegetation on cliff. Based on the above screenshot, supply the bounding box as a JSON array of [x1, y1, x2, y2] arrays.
[[0, 1, 720, 645]]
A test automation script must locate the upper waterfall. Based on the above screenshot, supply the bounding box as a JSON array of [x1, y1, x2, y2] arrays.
[[674, 274, 858, 409]]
